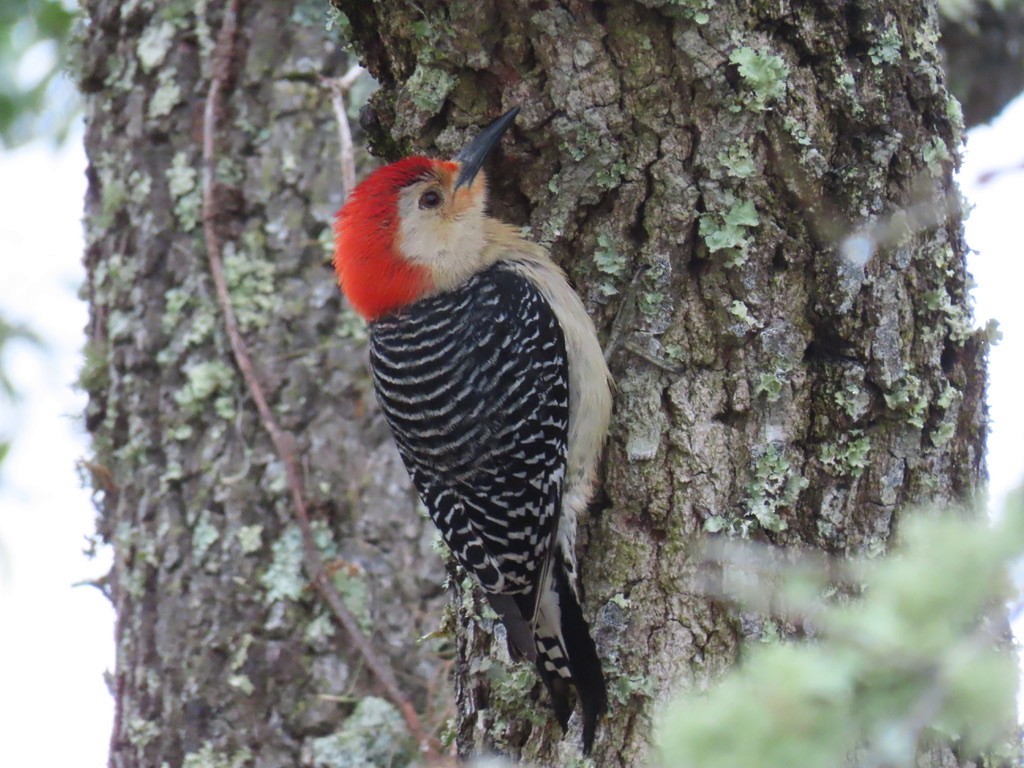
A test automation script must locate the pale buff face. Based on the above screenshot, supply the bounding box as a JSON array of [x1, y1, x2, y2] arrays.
[[395, 171, 499, 295]]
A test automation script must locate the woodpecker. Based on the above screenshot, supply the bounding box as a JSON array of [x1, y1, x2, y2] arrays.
[[333, 107, 612, 753]]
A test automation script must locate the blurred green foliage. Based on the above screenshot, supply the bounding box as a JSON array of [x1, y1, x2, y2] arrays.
[[658, 495, 1023, 767], [0, 0, 77, 146], [938, 0, 1018, 22], [0, 314, 42, 464]]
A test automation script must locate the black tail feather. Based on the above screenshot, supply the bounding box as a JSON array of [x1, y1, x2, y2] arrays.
[[552, 557, 607, 754], [536, 660, 574, 731], [487, 593, 537, 662]]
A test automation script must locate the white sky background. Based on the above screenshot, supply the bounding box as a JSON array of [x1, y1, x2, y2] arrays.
[[0, 95, 1022, 767], [0, 130, 114, 767], [957, 95, 1024, 510]]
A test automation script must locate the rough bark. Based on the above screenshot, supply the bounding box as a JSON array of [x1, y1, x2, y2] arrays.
[[78, 3, 449, 766], [333, 1, 988, 766]]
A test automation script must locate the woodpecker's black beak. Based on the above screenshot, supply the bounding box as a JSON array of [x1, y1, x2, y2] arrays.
[[453, 106, 520, 189]]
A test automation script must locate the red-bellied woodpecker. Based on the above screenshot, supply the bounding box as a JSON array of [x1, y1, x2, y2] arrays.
[[332, 107, 612, 753]]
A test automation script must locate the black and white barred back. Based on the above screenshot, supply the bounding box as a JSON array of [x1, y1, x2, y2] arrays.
[[369, 262, 606, 751]]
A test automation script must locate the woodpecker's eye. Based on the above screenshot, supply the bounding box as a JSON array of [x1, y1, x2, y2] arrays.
[[419, 190, 442, 210]]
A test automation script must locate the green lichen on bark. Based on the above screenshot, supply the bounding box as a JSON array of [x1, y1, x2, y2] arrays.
[[80, 4, 449, 767], [332, 0, 988, 765]]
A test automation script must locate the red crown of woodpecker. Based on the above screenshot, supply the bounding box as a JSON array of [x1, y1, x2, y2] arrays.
[[333, 107, 520, 321], [333, 157, 449, 321]]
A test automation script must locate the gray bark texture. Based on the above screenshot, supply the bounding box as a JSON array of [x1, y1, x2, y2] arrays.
[[78, 2, 451, 766], [333, 0, 989, 766]]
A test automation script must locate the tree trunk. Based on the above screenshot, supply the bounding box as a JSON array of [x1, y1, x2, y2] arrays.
[[78, 3, 450, 766], [334, 1, 987, 765]]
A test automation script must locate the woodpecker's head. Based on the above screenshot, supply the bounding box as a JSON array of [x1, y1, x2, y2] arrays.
[[333, 107, 520, 321]]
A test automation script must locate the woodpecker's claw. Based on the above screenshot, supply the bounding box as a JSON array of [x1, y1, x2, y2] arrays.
[[453, 105, 520, 189]]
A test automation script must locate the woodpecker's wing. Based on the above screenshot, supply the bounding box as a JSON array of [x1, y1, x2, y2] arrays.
[[369, 264, 569, 610]]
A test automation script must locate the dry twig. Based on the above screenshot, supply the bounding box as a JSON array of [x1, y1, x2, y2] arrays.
[[322, 64, 365, 199], [201, 2, 437, 758]]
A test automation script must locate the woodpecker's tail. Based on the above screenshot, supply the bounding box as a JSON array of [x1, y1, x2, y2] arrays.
[[533, 551, 607, 754]]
